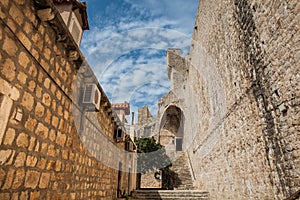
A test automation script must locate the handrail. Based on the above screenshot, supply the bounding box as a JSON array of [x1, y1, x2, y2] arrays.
[[187, 151, 196, 181]]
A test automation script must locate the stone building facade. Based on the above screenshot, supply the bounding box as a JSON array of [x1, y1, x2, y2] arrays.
[[134, 106, 157, 139], [112, 101, 130, 124], [0, 0, 136, 199], [160, 0, 299, 199]]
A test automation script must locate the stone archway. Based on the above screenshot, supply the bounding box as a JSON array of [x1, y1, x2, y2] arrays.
[[159, 105, 184, 154]]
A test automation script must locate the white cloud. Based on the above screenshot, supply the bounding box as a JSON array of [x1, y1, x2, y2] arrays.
[[80, 0, 198, 123]]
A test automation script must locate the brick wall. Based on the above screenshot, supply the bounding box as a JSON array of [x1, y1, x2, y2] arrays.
[[0, 0, 135, 199], [165, 0, 299, 199]]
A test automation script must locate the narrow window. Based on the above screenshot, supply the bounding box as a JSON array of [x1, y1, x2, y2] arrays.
[[176, 138, 183, 151]]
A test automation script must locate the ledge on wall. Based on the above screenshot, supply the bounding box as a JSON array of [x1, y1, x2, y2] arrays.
[[34, 0, 85, 69], [34, 0, 121, 132]]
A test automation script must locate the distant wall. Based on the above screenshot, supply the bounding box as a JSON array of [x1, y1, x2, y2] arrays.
[[0, 0, 135, 199], [137, 106, 153, 125], [165, 0, 299, 199]]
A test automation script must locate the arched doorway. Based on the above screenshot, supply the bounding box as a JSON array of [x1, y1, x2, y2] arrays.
[[159, 105, 184, 153]]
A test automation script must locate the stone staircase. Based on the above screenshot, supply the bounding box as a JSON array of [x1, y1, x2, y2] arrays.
[[130, 152, 208, 199], [131, 190, 209, 200], [169, 152, 194, 190]]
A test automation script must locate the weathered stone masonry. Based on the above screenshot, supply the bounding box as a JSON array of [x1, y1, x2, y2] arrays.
[[163, 0, 299, 199], [0, 0, 135, 199]]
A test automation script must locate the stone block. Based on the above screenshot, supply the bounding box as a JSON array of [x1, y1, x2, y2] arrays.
[[3, 128, 16, 145], [56, 132, 66, 146], [58, 105, 63, 116], [28, 137, 36, 151], [3, 36, 17, 55], [62, 149, 69, 160], [2, 58, 16, 81], [11, 193, 18, 200], [17, 31, 31, 50], [28, 65, 38, 77], [52, 115, 59, 128], [55, 160, 61, 172], [56, 90, 62, 100], [42, 93, 51, 107], [0, 193, 10, 199], [44, 78, 50, 89], [12, 168, 25, 189], [49, 129, 56, 142], [58, 119, 66, 131], [20, 191, 28, 200], [31, 48, 40, 61], [37, 157, 46, 170], [16, 132, 29, 148], [64, 110, 69, 120], [40, 59, 50, 71], [50, 84, 57, 94], [36, 85, 42, 99], [14, 151, 26, 167], [0, 149, 13, 165], [22, 92, 34, 111], [18, 52, 30, 68], [38, 71, 44, 83], [30, 191, 40, 200], [6, 18, 17, 33], [36, 123, 49, 139], [25, 116, 37, 132], [39, 172, 50, 188], [46, 160, 55, 171], [25, 170, 40, 189], [41, 142, 48, 154], [0, 167, 5, 187], [47, 144, 55, 157], [26, 155, 37, 167], [44, 47, 51, 60], [28, 80, 36, 92], [52, 181, 58, 190], [23, 21, 31, 34], [9, 3, 24, 26], [45, 109, 51, 124], [51, 99, 57, 111], [59, 69, 68, 82], [2, 168, 14, 189], [35, 102, 45, 118], [69, 151, 75, 160], [17, 71, 28, 84]]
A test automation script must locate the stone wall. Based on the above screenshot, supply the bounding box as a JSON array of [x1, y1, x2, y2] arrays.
[[137, 106, 153, 125], [165, 0, 299, 199], [0, 0, 135, 199], [134, 106, 157, 138], [140, 172, 162, 189]]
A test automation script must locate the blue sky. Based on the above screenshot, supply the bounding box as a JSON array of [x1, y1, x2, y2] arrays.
[[80, 0, 199, 123]]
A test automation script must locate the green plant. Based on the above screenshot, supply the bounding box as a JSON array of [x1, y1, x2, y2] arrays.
[[118, 190, 130, 200], [134, 136, 171, 173]]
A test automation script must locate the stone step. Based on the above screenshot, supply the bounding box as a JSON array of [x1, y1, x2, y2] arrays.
[[167, 152, 195, 190], [131, 190, 209, 200]]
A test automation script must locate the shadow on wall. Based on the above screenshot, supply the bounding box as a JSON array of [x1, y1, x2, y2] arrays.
[[162, 167, 182, 190]]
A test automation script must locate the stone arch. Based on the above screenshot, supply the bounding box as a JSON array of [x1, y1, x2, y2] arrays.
[[158, 105, 184, 153]]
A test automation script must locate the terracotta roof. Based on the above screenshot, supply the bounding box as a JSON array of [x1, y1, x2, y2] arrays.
[[112, 102, 130, 115], [53, 0, 89, 30]]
